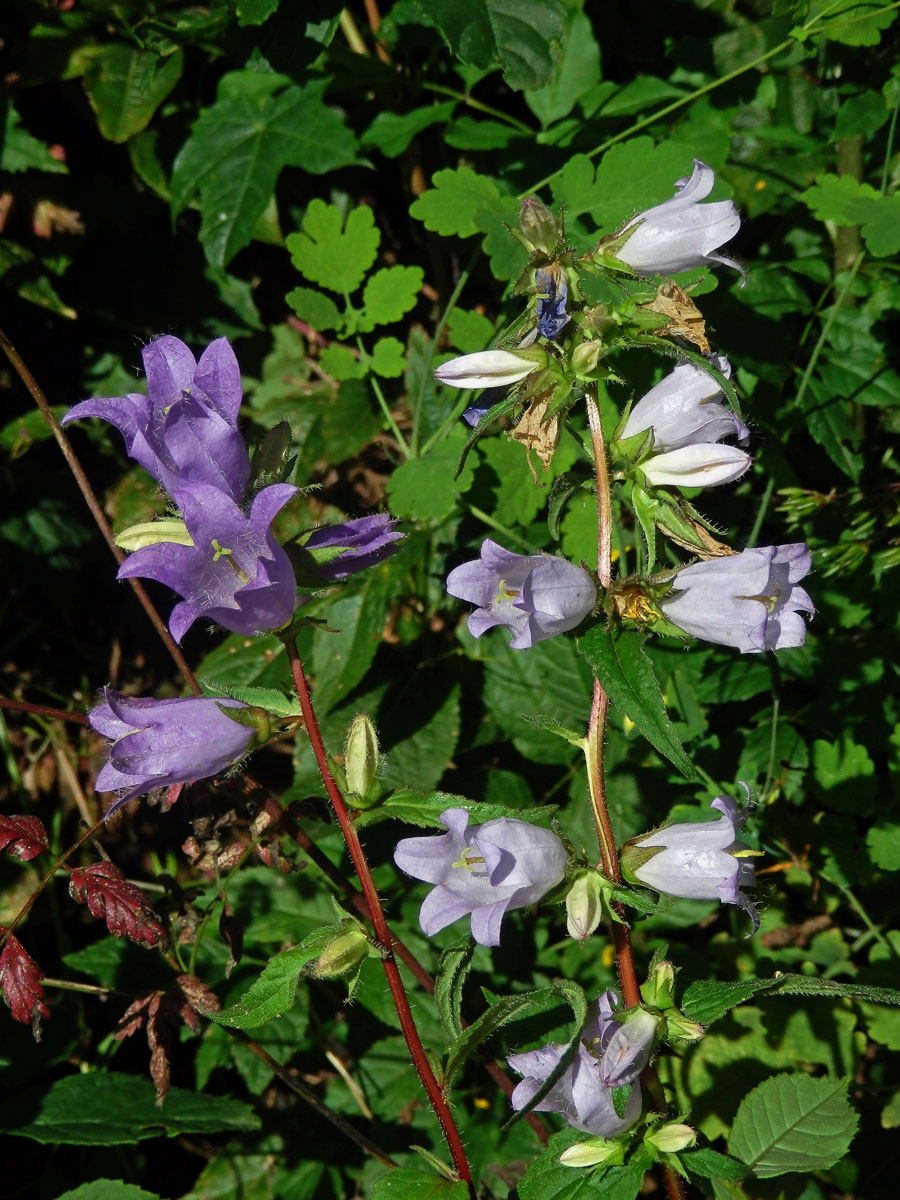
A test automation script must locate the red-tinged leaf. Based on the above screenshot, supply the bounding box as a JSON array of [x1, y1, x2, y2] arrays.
[[115, 977, 220, 1103], [0, 930, 49, 1036], [0, 814, 49, 861], [69, 862, 169, 950]]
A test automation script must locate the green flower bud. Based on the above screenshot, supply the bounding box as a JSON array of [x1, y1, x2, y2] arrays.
[[571, 340, 605, 380], [559, 1138, 627, 1168], [519, 196, 559, 256], [645, 1122, 697, 1154], [344, 713, 381, 808], [115, 518, 194, 553], [216, 703, 273, 743], [664, 1009, 705, 1043], [312, 922, 370, 979], [565, 872, 606, 941], [640, 959, 676, 1010]]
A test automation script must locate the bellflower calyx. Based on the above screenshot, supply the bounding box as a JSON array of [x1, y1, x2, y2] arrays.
[[89, 688, 255, 816], [446, 539, 597, 649], [117, 481, 298, 642], [393, 807, 567, 947], [659, 543, 814, 652], [434, 349, 542, 390], [622, 792, 760, 933], [63, 336, 250, 503], [612, 160, 743, 278], [620, 358, 748, 453], [508, 991, 642, 1135]]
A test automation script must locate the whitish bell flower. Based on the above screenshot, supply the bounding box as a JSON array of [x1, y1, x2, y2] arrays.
[[611, 160, 743, 279], [622, 792, 760, 933], [508, 990, 642, 1135], [393, 808, 567, 947], [434, 349, 542, 390], [639, 443, 751, 489], [446, 539, 597, 650], [598, 1008, 660, 1088], [659, 543, 814, 652], [620, 358, 748, 453]]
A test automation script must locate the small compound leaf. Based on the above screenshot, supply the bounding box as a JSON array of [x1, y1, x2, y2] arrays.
[[802, 175, 900, 258], [0, 932, 49, 1033], [409, 167, 500, 238], [69, 864, 168, 950], [728, 1074, 858, 1178], [0, 814, 49, 861], [285, 286, 342, 332], [286, 199, 380, 295], [360, 265, 425, 331]]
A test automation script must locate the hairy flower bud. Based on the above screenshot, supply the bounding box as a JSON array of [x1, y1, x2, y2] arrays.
[[311, 923, 370, 979], [640, 960, 676, 1010], [565, 873, 606, 941], [571, 341, 604, 379], [664, 1010, 705, 1043], [344, 713, 380, 806], [559, 1138, 627, 1168], [645, 1122, 697, 1154]]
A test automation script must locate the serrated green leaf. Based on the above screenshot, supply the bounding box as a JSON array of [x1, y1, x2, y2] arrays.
[[802, 174, 900, 257], [360, 265, 424, 331], [0, 1073, 260, 1144], [805, 0, 897, 45], [356, 787, 558, 830], [320, 344, 368, 381], [361, 102, 457, 157], [482, 435, 579, 527], [447, 307, 496, 354], [486, 0, 565, 92], [370, 336, 408, 378], [171, 76, 359, 267], [236, 0, 279, 25], [446, 978, 586, 1095], [681, 974, 900, 1026], [285, 286, 342, 332], [409, 167, 500, 237], [523, 8, 599, 126], [198, 682, 302, 718], [518, 1130, 610, 1200], [520, 713, 586, 747], [53, 1182, 161, 1200], [835, 91, 890, 138], [434, 937, 474, 1041], [387, 426, 479, 522], [2, 106, 69, 173], [370, 1169, 470, 1199], [728, 1074, 858, 1178], [83, 45, 183, 143], [867, 822, 900, 870], [210, 945, 317, 1028], [680, 1149, 749, 1181], [286, 199, 379, 295], [576, 627, 693, 777]]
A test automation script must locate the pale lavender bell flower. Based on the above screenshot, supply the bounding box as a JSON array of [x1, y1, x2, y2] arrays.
[[659, 543, 814, 652], [302, 514, 403, 582], [89, 688, 255, 816], [446, 539, 597, 649], [117, 481, 298, 642], [63, 336, 250, 503], [508, 990, 642, 1135], [598, 1009, 659, 1088], [623, 792, 760, 933], [615, 160, 743, 278], [620, 358, 748, 453], [393, 807, 567, 946]]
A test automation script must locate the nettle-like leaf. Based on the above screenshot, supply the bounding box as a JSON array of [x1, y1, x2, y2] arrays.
[[728, 1074, 858, 1178], [209, 945, 319, 1028], [69, 863, 169, 949], [681, 974, 900, 1026], [801, 175, 900, 258], [0, 814, 49, 861], [0, 931, 49, 1032], [171, 74, 359, 267], [434, 937, 474, 1041], [485, 0, 566, 91], [355, 788, 557, 830], [361, 101, 457, 158], [801, 0, 898, 46], [286, 200, 380, 296], [2, 107, 69, 174], [576, 626, 693, 777]]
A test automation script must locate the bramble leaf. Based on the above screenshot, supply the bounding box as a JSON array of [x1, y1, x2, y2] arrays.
[[69, 864, 168, 950], [208, 945, 318, 1028], [0, 932, 49, 1032], [0, 814, 49, 861]]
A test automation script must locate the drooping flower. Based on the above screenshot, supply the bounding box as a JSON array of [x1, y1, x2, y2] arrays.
[[393, 807, 567, 947], [659, 543, 814, 652], [117, 481, 298, 642], [434, 349, 542, 390], [446, 539, 596, 650], [620, 358, 748, 453], [598, 1008, 659, 1088], [508, 991, 642, 1136], [639, 443, 751, 488], [621, 792, 759, 932], [535, 266, 570, 341], [611, 160, 743, 278], [462, 386, 505, 428], [301, 514, 404, 582], [88, 688, 256, 816], [63, 336, 250, 503]]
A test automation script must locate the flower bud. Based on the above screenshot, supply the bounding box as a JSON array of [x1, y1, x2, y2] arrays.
[[250, 420, 293, 489], [115, 518, 194, 553], [344, 713, 380, 806], [565, 872, 606, 941], [645, 1122, 697, 1154], [434, 349, 543, 390], [559, 1138, 627, 1168], [571, 341, 604, 379], [664, 1009, 705, 1043], [519, 196, 559, 256], [311, 922, 370, 979], [640, 960, 676, 1010], [639, 443, 751, 489]]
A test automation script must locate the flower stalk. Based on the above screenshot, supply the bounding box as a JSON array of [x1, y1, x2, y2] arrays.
[[283, 637, 476, 1195]]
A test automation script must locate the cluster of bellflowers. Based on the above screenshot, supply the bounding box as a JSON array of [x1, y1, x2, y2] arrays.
[[387, 161, 816, 1150], [64, 335, 402, 813]]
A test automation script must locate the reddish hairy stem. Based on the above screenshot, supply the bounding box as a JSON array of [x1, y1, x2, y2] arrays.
[[0, 328, 202, 697], [0, 696, 88, 724], [284, 638, 476, 1194]]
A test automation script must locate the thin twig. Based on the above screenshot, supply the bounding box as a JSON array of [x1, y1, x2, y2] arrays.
[[0, 696, 88, 724]]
